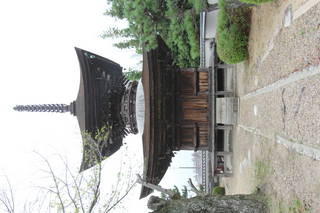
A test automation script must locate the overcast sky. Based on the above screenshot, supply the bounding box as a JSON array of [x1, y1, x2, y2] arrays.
[[0, 0, 196, 212]]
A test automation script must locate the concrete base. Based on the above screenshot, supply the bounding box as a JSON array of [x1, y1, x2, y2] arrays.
[[216, 97, 237, 125]]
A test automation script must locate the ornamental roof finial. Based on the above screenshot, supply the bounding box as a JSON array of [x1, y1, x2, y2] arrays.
[[13, 103, 76, 115]]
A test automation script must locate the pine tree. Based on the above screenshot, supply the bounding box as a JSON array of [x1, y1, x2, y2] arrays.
[[103, 0, 204, 67]]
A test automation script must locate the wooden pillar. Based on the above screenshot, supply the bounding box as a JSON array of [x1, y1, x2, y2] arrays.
[[194, 71, 199, 96], [193, 123, 199, 149]]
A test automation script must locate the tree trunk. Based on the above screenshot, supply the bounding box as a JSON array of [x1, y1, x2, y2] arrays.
[[152, 195, 267, 213]]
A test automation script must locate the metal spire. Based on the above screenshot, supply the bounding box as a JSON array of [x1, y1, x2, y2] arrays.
[[13, 104, 70, 113]]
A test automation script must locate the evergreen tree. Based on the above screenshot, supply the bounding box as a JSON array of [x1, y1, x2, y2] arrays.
[[181, 186, 188, 199], [103, 0, 205, 67], [124, 68, 142, 81]]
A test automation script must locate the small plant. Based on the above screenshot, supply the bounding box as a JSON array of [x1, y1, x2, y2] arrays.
[[288, 199, 310, 213], [198, 184, 205, 193], [212, 186, 226, 195], [239, 0, 274, 4], [299, 29, 305, 36], [254, 160, 270, 182]]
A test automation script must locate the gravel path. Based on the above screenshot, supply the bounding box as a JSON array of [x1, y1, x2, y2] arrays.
[[222, 0, 320, 212]]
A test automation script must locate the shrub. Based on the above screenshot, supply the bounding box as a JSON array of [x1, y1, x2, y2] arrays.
[[216, 0, 251, 64], [212, 186, 226, 195], [239, 0, 274, 4]]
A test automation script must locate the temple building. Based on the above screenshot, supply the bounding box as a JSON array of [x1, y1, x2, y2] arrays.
[[14, 37, 233, 199], [139, 37, 213, 198], [14, 47, 139, 171]]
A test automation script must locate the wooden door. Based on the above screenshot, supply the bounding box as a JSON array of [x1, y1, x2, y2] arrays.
[[176, 69, 210, 150]]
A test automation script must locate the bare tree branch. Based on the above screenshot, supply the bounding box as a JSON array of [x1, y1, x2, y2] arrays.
[[2, 126, 137, 212], [88, 164, 101, 213], [63, 163, 79, 211], [64, 158, 86, 213], [35, 152, 66, 213], [0, 175, 15, 213], [0, 196, 13, 213], [5, 176, 15, 213], [187, 178, 205, 197], [104, 181, 136, 213]]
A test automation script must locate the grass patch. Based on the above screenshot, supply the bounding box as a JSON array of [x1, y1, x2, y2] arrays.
[[254, 160, 270, 183], [265, 197, 311, 213], [239, 0, 274, 4], [212, 186, 226, 196], [288, 199, 311, 213], [264, 197, 286, 213], [216, 0, 251, 64]]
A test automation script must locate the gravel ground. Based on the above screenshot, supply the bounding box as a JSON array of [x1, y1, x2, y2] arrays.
[[222, 0, 320, 212], [239, 74, 320, 150], [243, 0, 320, 95], [223, 127, 320, 212]]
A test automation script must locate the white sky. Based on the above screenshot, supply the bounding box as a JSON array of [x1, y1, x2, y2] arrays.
[[0, 0, 196, 212]]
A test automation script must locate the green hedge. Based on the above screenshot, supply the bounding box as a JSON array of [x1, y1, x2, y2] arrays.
[[216, 0, 251, 64]]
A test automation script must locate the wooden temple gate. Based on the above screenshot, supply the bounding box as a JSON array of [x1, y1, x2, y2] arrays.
[[175, 68, 210, 151]]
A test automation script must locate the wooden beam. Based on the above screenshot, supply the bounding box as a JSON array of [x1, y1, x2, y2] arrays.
[[215, 91, 233, 96], [180, 68, 209, 72], [216, 151, 232, 156], [180, 68, 196, 72], [217, 64, 233, 69], [216, 173, 233, 177], [175, 125, 181, 149], [215, 124, 233, 130], [136, 174, 176, 198], [197, 68, 210, 72]]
